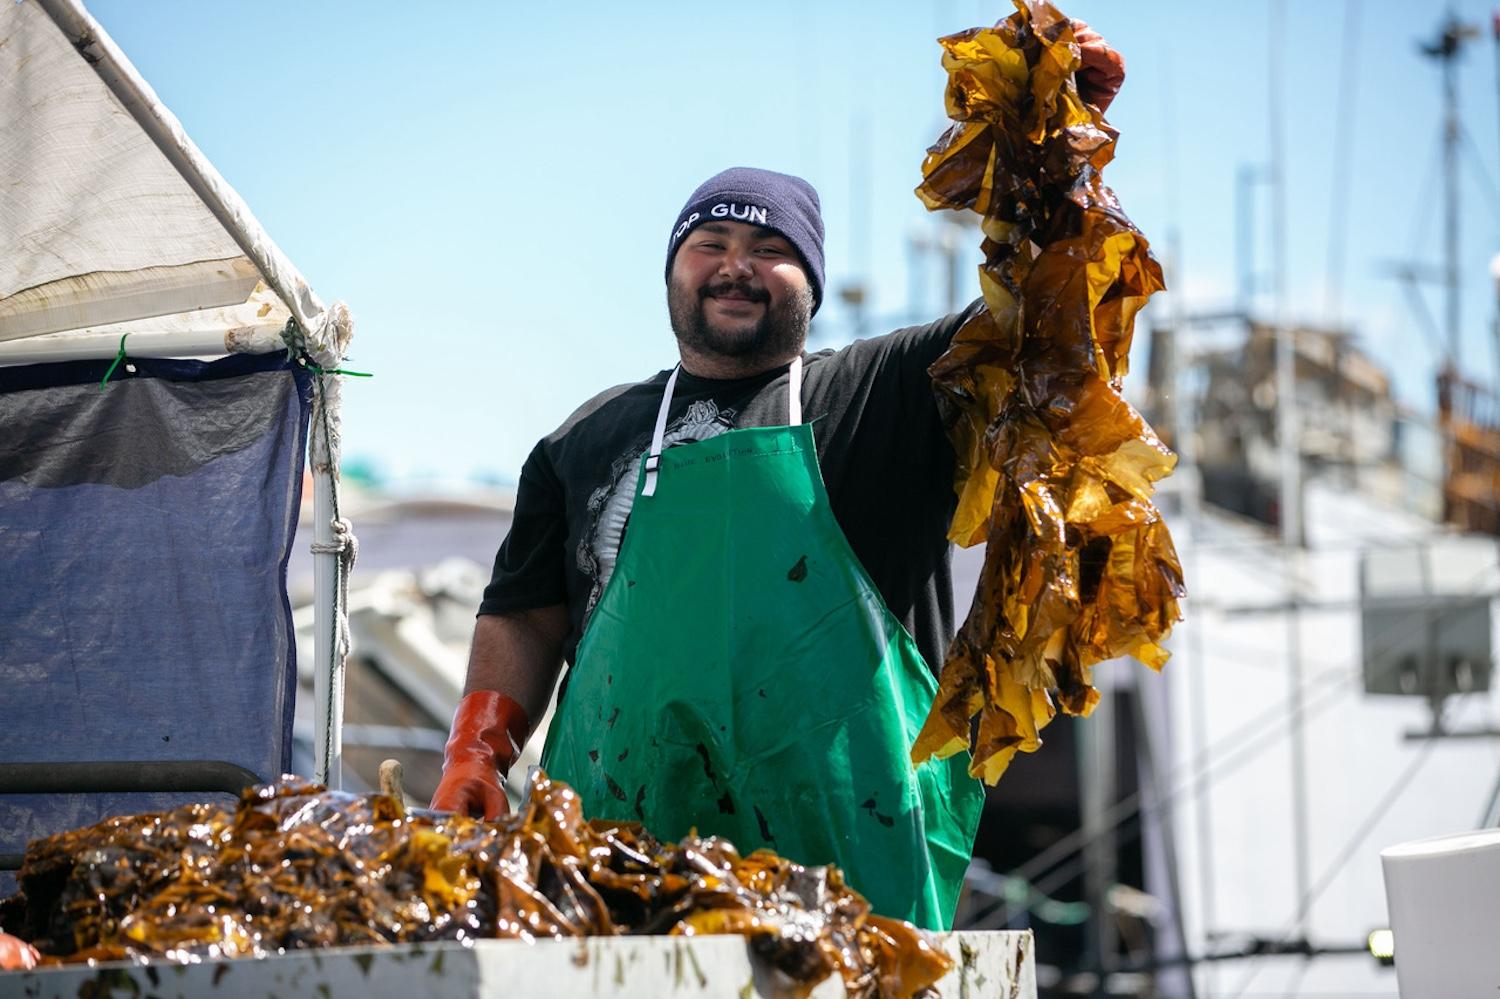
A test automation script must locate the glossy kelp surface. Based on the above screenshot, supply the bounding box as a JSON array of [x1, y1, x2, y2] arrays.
[[913, 0, 1185, 784], [0, 774, 950, 998]]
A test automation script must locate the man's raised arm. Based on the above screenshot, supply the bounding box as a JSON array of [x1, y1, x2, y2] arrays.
[[428, 604, 569, 820]]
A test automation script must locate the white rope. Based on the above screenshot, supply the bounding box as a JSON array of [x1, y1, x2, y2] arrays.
[[288, 304, 358, 787], [309, 516, 358, 661]]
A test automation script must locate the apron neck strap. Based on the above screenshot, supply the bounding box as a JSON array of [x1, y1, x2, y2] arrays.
[[788, 353, 803, 427], [643, 356, 803, 498]]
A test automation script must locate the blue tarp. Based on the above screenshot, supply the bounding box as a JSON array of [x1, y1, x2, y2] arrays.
[[0, 353, 311, 893]]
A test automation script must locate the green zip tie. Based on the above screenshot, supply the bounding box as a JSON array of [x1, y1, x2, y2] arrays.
[[301, 360, 373, 378], [99, 333, 130, 391], [280, 316, 372, 377]]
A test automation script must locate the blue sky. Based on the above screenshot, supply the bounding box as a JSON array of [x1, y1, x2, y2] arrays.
[[85, 0, 1500, 485]]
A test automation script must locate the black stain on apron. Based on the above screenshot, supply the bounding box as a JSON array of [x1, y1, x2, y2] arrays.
[[694, 742, 718, 784], [757, 688, 767, 698], [716, 791, 735, 815], [786, 555, 808, 582], [605, 774, 628, 802], [634, 785, 646, 821], [588, 749, 599, 763], [606, 707, 620, 728], [860, 795, 896, 828], [616, 747, 629, 762], [754, 805, 776, 846]]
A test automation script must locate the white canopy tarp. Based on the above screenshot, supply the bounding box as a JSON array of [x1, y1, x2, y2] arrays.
[[0, 0, 353, 786], [0, 0, 326, 360]]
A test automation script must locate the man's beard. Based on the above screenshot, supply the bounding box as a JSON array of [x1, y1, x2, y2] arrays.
[[668, 277, 812, 365]]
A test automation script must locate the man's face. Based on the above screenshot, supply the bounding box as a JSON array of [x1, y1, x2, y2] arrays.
[[667, 221, 814, 365]]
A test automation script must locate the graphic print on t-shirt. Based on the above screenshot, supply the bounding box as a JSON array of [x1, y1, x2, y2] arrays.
[[576, 399, 739, 617]]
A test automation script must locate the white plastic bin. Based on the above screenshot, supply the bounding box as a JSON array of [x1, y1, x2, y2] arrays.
[[1381, 827, 1500, 997]]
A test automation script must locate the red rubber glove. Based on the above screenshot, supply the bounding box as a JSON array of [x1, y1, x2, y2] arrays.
[[1072, 19, 1125, 113], [0, 932, 39, 970], [429, 690, 530, 820]]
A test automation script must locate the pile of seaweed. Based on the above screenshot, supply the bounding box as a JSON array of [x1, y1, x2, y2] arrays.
[[912, 0, 1185, 784], [0, 774, 950, 998]]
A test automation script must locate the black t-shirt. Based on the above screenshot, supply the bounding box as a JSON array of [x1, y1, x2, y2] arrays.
[[480, 301, 983, 675]]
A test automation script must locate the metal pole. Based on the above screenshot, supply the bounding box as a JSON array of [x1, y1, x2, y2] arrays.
[[1420, 10, 1478, 529], [1269, 10, 1302, 553], [1078, 689, 1117, 990], [0, 761, 262, 796], [1236, 165, 1258, 315], [1129, 685, 1200, 999], [1493, 11, 1500, 192], [313, 463, 343, 788], [1269, 0, 1312, 939], [942, 222, 962, 315], [1443, 29, 1462, 369], [852, 112, 871, 336], [907, 226, 929, 323], [0, 326, 284, 366], [1323, 0, 1361, 326], [305, 305, 353, 789], [1168, 229, 1218, 996], [1491, 256, 1500, 400]]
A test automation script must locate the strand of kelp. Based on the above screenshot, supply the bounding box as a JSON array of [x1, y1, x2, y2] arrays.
[[912, 0, 1185, 785], [0, 775, 950, 999]]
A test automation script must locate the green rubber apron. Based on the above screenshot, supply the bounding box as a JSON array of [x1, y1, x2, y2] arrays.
[[540, 357, 983, 929]]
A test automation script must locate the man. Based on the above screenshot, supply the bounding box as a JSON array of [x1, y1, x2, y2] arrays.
[[0, 19, 1126, 974], [430, 22, 1125, 933]]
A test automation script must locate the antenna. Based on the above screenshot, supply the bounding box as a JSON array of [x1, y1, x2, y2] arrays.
[[1419, 10, 1480, 372], [1419, 11, 1487, 529]]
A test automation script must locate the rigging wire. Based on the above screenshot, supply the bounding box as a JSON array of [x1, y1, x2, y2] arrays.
[[979, 557, 1500, 925], [1222, 697, 1453, 999], [1494, 9, 1500, 189], [966, 669, 1356, 924], [1381, 131, 1449, 364], [1154, 23, 1209, 988], [967, 664, 1358, 929], [1459, 125, 1500, 222], [1458, 118, 1500, 391], [976, 659, 1454, 940], [1020, 666, 1361, 912]]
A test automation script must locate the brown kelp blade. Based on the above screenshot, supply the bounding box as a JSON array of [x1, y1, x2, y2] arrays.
[[913, 0, 1185, 784], [0, 775, 950, 999]]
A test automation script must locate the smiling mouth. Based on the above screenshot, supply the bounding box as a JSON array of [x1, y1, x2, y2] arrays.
[[702, 283, 769, 305]]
